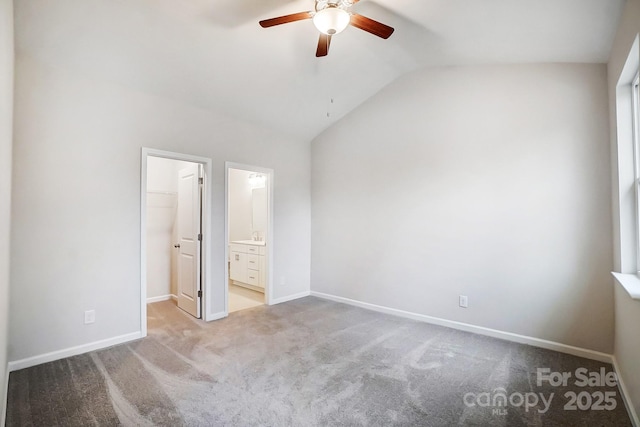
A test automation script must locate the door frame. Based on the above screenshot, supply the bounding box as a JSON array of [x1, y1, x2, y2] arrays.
[[225, 162, 275, 311], [140, 147, 213, 337]]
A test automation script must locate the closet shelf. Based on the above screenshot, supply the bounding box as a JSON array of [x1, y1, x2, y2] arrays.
[[147, 191, 177, 195]]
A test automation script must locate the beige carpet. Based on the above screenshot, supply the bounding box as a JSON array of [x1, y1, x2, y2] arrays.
[[6, 297, 633, 426], [228, 283, 264, 313]]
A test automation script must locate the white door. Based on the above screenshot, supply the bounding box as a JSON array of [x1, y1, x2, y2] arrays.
[[176, 163, 202, 318]]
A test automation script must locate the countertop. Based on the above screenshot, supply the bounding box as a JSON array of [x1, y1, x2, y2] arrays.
[[230, 240, 266, 246]]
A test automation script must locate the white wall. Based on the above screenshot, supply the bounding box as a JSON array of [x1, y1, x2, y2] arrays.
[[147, 156, 179, 193], [146, 156, 179, 300], [607, 0, 640, 417], [9, 57, 311, 362], [0, 0, 13, 421], [312, 63, 613, 353], [228, 168, 253, 242]]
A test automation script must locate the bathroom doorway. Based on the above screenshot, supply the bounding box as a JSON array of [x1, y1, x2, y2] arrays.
[[141, 148, 212, 336], [225, 163, 273, 313]]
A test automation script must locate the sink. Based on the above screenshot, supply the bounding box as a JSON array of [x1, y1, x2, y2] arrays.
[[231, 239, 266, 246]]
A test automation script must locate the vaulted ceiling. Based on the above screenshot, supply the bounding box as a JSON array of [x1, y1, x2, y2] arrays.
[[15, 0, 625, 141]]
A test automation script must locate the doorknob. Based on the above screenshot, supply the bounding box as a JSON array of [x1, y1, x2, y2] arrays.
[[174, 244, 180, 248]]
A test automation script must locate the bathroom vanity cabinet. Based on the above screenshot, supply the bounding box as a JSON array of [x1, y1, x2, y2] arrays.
[[229, 241, 266, 292]]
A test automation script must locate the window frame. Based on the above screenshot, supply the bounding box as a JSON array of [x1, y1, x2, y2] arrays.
[[633, 71, 640, 273]]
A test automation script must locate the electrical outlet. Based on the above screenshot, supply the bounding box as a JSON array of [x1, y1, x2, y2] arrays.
[[459, 295, 468, 308], [84, 310, 96, 324]]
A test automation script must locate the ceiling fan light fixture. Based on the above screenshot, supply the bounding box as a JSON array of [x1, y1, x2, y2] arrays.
[[313, 6, 350, 35]]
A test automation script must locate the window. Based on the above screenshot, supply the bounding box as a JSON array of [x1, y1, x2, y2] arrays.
[[633, 71, 640, 272], [612, 36, 639, 286]]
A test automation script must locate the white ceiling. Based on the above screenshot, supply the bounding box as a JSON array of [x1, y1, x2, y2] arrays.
[[15, 0, 625, 141]]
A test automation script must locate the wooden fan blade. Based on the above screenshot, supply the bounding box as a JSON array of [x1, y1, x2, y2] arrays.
[[259, 11, 312, 28], [316, 34, 332, 57], [349, 14, 394, 39]]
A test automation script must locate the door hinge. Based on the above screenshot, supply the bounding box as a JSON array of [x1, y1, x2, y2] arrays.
[[198, 177, 203, 184], [198, 290, 202, 298], [198, 233, 202, 241]]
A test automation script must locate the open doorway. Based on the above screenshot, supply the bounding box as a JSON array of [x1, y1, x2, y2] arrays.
[[141, 148, 212, 336], [225, 163, 274, 313]]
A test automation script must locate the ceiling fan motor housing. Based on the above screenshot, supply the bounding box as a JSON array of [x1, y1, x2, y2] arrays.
[[315, 0, 354, 13], [314, 0, 353, 35]]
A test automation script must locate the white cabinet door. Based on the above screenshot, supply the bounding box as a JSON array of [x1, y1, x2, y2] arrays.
[[230, 251, 247, 283]]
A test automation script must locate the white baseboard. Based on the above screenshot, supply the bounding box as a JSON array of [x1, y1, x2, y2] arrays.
[[7, 331, 143, 372], [146, 294, 177, 304], [612, 356, 640, 427], [270, 291, 311, 305], [205, 311, 227, 322], [310, 291, 613, 364]]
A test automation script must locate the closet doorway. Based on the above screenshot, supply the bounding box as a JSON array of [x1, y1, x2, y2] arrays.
[[225, 163, 274, 313], [140, 148, 212, 336]]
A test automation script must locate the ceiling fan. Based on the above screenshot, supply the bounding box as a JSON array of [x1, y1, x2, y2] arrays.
[[259, 0, 394, 57]]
